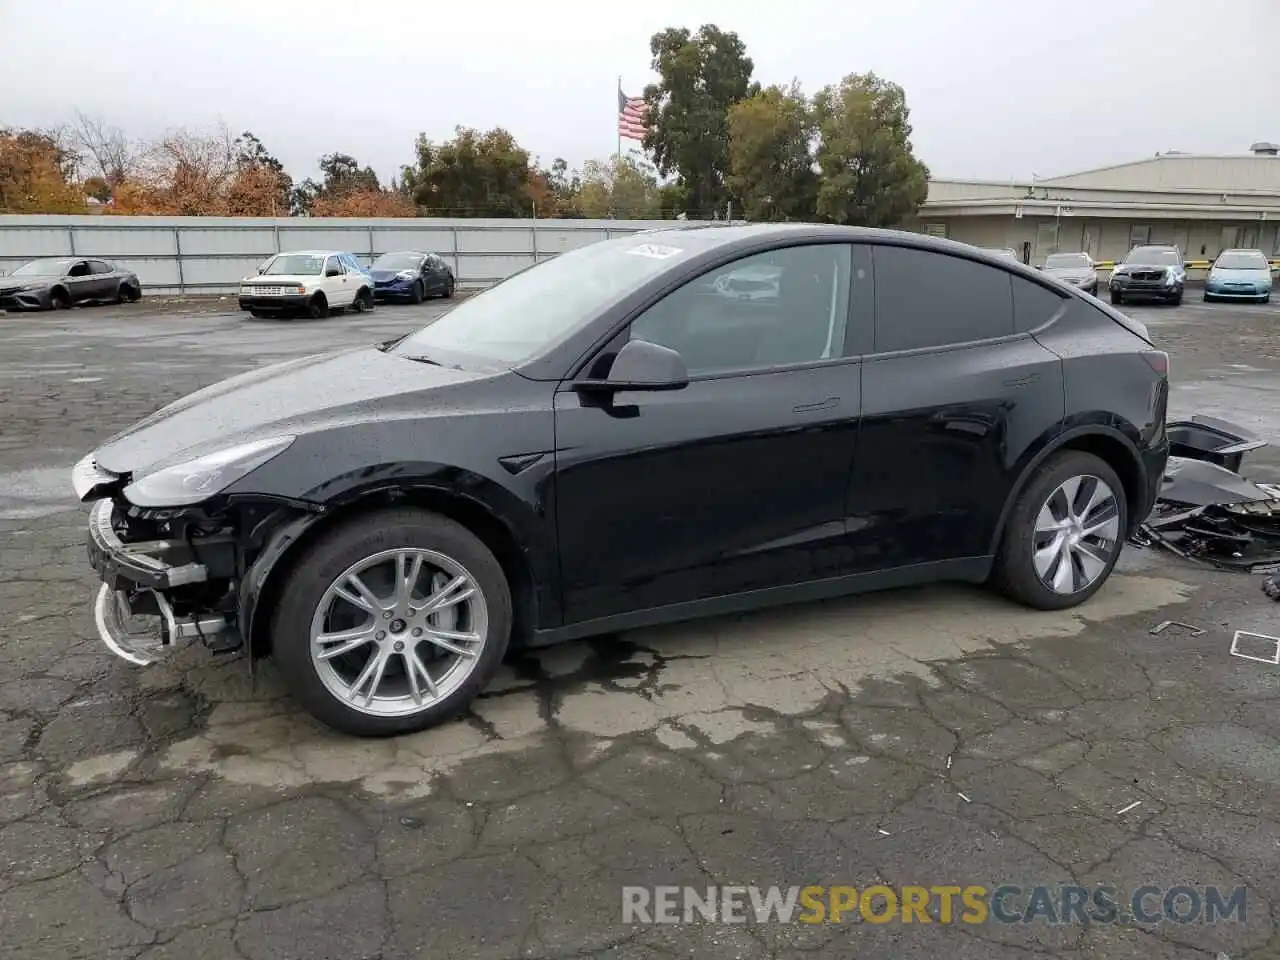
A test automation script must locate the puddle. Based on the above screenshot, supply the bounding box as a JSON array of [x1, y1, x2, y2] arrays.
[[63, 573, 1196, 799]]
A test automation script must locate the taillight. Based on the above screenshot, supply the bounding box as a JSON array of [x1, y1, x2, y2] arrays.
[[1141, 350, 1169, 376]]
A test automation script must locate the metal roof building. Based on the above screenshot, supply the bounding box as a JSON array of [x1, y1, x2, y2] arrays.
[[905, 142, 1280, 266]]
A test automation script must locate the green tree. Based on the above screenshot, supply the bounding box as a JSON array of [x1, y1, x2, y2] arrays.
[[318, 152, 381, 196], [643, 24, 758, 218], [726, 82, 818, 221], [402, 127, 533, 217], [574, 154, 663, 219], [811, 72, 929, 227]]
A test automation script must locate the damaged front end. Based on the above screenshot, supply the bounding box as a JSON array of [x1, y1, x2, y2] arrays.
[[1136, 415, 1280, 572], [73, 445, 316, 666]]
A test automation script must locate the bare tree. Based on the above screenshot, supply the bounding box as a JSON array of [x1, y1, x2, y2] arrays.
[[72, 111, 134, 188]]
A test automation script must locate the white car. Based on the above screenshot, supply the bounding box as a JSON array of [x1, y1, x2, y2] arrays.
[[238, 250, 375, 320]]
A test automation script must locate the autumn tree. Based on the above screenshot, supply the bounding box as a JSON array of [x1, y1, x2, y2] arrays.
[[227, 131, 292, 215], [310, 187, 415, 217], [643, 24, 758, 217], [0, 128, 86, 214], [402, 127, 534, 217], [726, 82, 818, 221], [811, 72, 929, 228], [107, 126, 237, 215]]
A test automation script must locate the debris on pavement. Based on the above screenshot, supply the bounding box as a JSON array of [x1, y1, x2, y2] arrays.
[[1149, 620, 1205, 636], [957, 792, 971, 803], [1262, 573, 1280, 601], [1229, 630, 1280, 665], [1137, 416, 1280, 571], [1115, 800, 1143, 815]]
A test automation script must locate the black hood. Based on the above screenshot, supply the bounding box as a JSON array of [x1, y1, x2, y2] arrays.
[[92, 346, 488, 475]]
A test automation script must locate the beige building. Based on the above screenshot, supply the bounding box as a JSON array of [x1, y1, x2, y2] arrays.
[[905, 142, 1280, 266]]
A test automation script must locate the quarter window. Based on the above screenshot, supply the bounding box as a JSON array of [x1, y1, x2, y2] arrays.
[[628, 244, 853, 376], [1012, 276, 1067, 333], [870, 246, 1014, 352]]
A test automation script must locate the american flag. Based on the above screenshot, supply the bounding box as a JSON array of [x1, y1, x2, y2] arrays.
[[617, 90, 647, 141]]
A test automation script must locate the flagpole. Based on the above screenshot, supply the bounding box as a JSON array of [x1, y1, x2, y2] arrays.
[[615, 74, 622, 171]]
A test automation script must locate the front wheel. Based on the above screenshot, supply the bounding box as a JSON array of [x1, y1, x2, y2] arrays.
[[307, 293, 329, 320], [1109, 290, 1122, 305], [49, 289, 70, 310], [409, 280, 425, 304], [271, 508, 512, 737], [351, 288, 373, 313], [442, 277, 455, 299], [992, 450, 1127, 611]]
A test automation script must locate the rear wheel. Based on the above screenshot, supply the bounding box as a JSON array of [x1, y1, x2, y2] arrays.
[[308, 293, 329, 320], [271, 508, 512, 736], [993, 450, 1127, 611]]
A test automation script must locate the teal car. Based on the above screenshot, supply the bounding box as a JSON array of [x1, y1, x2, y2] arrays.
[[1204, 248, 1272, 303]]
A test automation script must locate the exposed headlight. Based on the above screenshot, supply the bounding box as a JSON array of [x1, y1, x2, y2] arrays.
[[395, 270, 416, 280], [123, 436, 296, 507]]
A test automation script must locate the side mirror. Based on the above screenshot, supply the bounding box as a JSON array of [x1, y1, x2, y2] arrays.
[[574, 338, 689, 394], [325, 267, 342, 278]]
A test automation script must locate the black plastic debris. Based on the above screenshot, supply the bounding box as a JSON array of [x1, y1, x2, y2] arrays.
[[1137, 416, 1280, 572]]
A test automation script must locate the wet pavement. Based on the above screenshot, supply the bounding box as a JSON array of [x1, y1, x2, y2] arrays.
[[1, 296, 1279, 959]]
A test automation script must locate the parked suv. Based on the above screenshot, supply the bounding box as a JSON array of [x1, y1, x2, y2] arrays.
[[1109, 245, 1186, 305], [74, 225, 1169, 736], [239, 250, 374, 319]]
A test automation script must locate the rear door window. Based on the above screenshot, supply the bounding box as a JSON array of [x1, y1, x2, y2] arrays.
[[870, 246, 1014, 352]]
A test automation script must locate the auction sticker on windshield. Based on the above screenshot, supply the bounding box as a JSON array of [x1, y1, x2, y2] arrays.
[[625, 243, 683, 259]]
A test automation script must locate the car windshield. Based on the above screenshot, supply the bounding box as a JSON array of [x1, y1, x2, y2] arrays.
[[391, 237, 694, 367], [1124, 247, 1181, 266], [1214, 251, 1268, 270], [1045, 253, 1091, 268], [262, 254, 325, 275], [11, 258, 72, 277], [372, 253, 424, 271]]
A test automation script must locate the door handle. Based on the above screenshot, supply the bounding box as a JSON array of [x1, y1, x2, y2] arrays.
[[793, 397, 840, 413], [1002, 373, 1039, 388]]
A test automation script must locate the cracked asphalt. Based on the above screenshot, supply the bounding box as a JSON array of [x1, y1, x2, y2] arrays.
[[2, 295, 1280, 959]]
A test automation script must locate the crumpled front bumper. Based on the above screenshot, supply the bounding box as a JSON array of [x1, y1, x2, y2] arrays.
[[85, 499, 237, 665]]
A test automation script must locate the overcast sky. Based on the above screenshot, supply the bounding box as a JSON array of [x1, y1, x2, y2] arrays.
[[3, 0, 1277, 185]]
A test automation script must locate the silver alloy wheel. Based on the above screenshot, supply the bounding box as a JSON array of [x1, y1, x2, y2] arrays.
[[309, 547, 488, 717], [1032, 474, 1122, 594]]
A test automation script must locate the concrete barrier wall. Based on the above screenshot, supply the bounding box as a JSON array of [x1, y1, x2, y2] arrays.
[[0, 215, 687, 294]]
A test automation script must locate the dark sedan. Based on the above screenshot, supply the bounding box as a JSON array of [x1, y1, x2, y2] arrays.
[[72, 224, 1168, 737], [369, 250, 455, 303], [0, 257, 142, 311]]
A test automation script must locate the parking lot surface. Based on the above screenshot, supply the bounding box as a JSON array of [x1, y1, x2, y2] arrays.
[[2, 296, 1280, 959]]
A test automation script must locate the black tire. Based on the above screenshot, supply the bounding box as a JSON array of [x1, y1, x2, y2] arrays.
[[1109, 290, 1122, 305], [1263, 294, 1271, 304], [248, 309, 265, 319], [1202, 293, 1212, 303], [1171, 290, 1183, 306], [307, 293, 328, 320], [409, 280, 425, 304], [271, 508, 512, 736], [442, 277, 455, 299], [992, 450, 1128, 611], [351, 288, 372, 314], [49, 288, 70, 310]]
